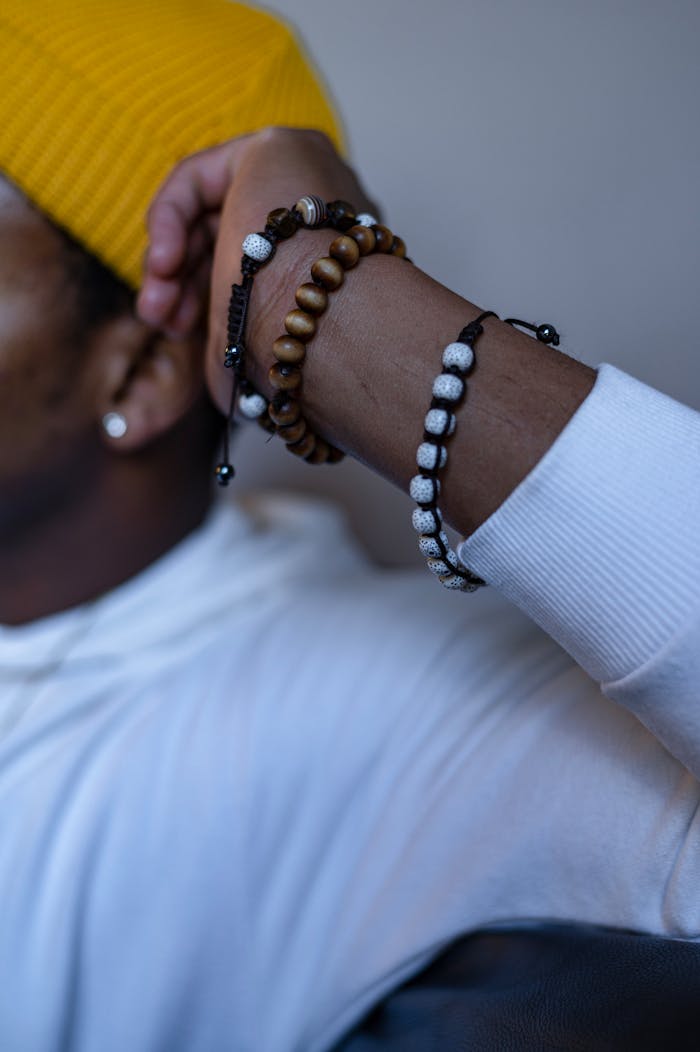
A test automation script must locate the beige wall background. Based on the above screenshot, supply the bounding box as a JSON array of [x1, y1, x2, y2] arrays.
[[234, 0, 700, 565]]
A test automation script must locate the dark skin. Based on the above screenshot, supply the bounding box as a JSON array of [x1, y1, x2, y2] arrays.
[[139, 129, 596, 536], [3, 128, 594, 624], [0, 177, 217, 626]]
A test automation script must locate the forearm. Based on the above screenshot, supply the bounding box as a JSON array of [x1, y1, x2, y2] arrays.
[[245, 231, 596, 537]]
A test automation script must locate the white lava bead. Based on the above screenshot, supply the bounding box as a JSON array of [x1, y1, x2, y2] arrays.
[[412, 507, 442, 535], [432, 373, 465, 402], [355, 212, 378, 228], [409, 474, 439, 504], [238, 392, 268, 419], [424, 408, 456, 437], [439, 573, 471, 590], [416, 442, 447, 471], [427, 558, 451, 576], [418, 531, 450, 558], [242, 233, 273, 262], [442, 342, 475, 373]]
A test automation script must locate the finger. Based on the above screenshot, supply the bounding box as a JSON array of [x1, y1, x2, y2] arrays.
[[138, 215, 214, 326], [164, 256, 213, 338], [137, 274, 182, 328], [143, 140, 245, 280]]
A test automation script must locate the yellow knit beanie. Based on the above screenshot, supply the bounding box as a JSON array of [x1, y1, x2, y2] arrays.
[[0, 0, 342, 289]]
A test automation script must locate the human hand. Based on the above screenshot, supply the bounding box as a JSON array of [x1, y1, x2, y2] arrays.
[[138, 127, 377, 412]]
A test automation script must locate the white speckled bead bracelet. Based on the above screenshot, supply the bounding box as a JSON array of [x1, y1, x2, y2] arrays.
[[410, 311, 500, 592]]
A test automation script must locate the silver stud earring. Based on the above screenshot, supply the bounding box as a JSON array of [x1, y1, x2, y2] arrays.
[[102, 412, 128, 438]]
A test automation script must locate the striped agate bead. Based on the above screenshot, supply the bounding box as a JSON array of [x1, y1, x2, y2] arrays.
[[295, 194, 327, 228]]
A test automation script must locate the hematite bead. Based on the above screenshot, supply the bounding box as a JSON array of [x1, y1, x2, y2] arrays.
[[311, 256, 344, 290], [347, 224, 376, 256], [286, 431, 316, 458], [536, 323, 560, 346], [373, 224, 394, 253], [224, 343, 244, 369], [266, 207, 298, 239], [284, 309, 316, 342], [268, 397, 301, 427], [277, 418, 307, 444], [329, 234, 360, 269], [215, 462, 235, 486], [269, 363, 301, 390], [295, 194, 327, 227], [272, 335, 306, 365], [295, 283, 328, 315]]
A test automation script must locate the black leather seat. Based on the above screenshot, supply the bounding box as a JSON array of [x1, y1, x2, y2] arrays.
[[334, 922, 700, 1050]]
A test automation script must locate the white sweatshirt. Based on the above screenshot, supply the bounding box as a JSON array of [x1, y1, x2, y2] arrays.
[[0, 364, 698, 1052]]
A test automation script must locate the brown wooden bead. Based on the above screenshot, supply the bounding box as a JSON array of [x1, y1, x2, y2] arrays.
[[277, 417, 307, 445], [257, 412, 277, 435], [268, 363, 301, 391], [347, 224, 376, 255], [295, 282, 328, 315], [310, 256, 344, 290], [268, 397, 301, 427], [272, 335, 306, 365], [328, 199, 356, 231], [329, 234, 360, 270], [391, 236, 407, 258], [284, 309, 316, 342], [327, 445, 346, 463], [373, 224, 394, 253], [305, 438, 331, 464], [266, 207, 298, 239], [286, 431, 316, 458], [294, 281, 328, 313]]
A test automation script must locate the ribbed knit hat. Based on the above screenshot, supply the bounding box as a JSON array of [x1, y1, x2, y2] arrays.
[[0, 0, 341, 289]]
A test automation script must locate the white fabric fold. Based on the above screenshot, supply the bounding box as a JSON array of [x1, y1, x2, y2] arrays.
[[458, 363, 700, 684]]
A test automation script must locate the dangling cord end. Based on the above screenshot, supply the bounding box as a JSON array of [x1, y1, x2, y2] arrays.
[[214, 369, 240, 487], [504, 317, 560, 346]]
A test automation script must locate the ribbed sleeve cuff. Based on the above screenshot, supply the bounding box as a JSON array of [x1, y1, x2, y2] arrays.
[[457, 364, 700, 684]]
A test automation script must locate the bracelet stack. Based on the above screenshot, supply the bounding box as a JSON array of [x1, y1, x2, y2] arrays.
[[215, 192, 563, 603], [215, 195, 389, 482]]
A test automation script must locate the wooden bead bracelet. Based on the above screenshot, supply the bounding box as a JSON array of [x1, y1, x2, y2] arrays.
[[216, 195, 371, 484], [264, 215, 410, 465]]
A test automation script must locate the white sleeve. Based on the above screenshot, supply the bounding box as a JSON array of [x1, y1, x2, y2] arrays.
[[457, 363, 700, 776]]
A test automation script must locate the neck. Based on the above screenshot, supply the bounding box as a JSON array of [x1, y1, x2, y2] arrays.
[[0, 447, 214, 627]]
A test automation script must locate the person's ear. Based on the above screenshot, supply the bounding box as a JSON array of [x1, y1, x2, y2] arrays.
[[92, 315, 207, 451]]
